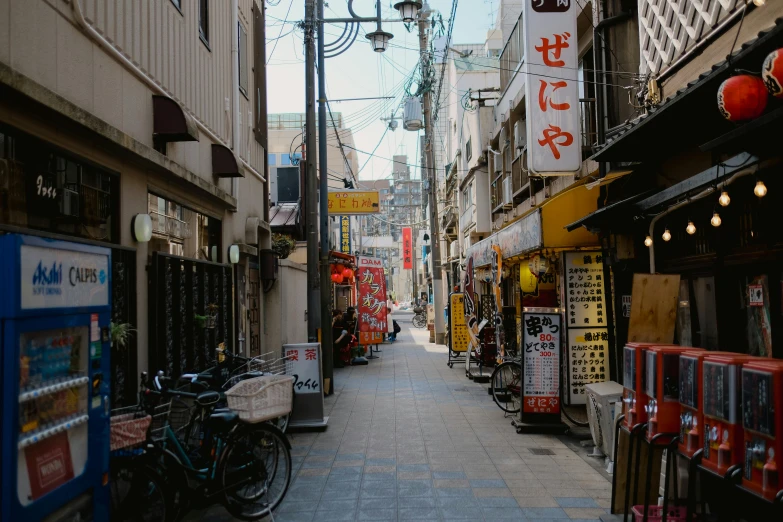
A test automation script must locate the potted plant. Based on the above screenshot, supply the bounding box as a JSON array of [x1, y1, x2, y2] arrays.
[[205, 303, 219, 329], [272, 233, 296, 259], [110, 322, 136, 349]]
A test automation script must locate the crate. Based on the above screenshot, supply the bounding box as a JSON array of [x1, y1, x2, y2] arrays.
[[631, 505, 691, 522], [225, 375, 294, 423]]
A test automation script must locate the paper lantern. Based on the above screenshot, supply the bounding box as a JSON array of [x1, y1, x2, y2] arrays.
[[763, 49, 783, 98], [342, 268, 354, 280], [717, 75, 768, 121], [331, 272, 344, 284]]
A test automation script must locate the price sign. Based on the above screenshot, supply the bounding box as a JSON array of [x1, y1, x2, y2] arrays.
[[284, 344, 321, 395], [448, 293, 470, 353], [521, 310, 561, 416]]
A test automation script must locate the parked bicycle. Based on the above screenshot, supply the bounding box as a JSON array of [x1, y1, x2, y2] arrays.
[[412, 306, 427, 329], [109, 368, 293, 521], [489, 349, 522, 414]]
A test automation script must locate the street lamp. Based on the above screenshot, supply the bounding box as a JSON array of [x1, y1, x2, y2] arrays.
[[394, 1, 422, 23], [365, 29, 394, 52]]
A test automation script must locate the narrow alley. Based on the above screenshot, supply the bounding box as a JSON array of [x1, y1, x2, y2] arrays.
[[193, 314, 613, 522]]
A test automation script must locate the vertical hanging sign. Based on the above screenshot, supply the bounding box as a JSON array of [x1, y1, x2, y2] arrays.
[[340, 216, 351, 254], [357, 256, 388, 337], [523, 0, 580, 174], [402, 227, 413, 269]]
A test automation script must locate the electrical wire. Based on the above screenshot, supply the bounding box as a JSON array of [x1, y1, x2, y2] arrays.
[[267, 0, 295, 65]]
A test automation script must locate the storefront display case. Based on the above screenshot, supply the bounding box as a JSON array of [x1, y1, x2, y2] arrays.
[[701, 353, 756, 477], [644, 346, 701, 440], [740, 359, 783, 501]]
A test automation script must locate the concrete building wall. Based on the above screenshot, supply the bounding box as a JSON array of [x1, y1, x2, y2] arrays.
[[264, 259, 309, 352]]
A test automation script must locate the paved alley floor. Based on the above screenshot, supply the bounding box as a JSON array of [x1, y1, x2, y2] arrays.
[[193, 314, 614, 522]]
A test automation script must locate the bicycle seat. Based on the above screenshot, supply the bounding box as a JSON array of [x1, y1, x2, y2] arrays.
[[196, 390, 221, 407], [206, 410, 239, 433]]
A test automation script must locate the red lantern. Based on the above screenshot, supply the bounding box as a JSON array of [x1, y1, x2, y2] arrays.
[[342, 268, 354, 281], [717, 75, 768, 121], [762, 49, 783, 98], [331, 272, 344, 284]]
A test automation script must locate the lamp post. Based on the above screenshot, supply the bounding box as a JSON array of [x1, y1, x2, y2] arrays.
[[306, 0, 421, 394]]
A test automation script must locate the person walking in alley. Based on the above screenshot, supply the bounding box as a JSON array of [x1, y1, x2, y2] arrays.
[[386, 297, 396, 342]]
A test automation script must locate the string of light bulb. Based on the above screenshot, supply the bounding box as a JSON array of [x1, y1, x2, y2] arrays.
[[645, 176, 767, 248]]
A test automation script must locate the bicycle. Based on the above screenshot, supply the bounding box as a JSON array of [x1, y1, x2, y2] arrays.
[[411, 306, 427, 329], [140, 372, 293, 520], [490, 355, 522, 414]]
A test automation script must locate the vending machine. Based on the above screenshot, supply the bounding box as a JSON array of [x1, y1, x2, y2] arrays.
[[622, 342, 676, 430], [0, 234, 111, 521], [644, 345, 701, 440], [701, 353, 756, 477], [741, 359, 783, 500]]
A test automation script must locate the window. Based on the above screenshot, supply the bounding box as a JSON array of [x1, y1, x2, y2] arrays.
[[276, 167, 300, 203], [198, 0, 209, 46], [253, 1, 268, 146], [238, 22, 248, 97], [147, 193, 222, 261], [465, 137, 472, 161], [462, 182, 473, 209], [268, 153, 276, 166], [170, 0, 182, 13]]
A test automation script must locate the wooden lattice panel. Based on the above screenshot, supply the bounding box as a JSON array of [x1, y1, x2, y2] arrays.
[[639, 0, 741, 76]]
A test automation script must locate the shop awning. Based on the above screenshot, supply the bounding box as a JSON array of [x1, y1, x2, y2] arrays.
[[269, 202, 300, 232], [565, 191, 653, 233], [467, 178, 601, 265], [593, 16, 783, 163], [152, 95, 199, 143], [212, 144, 244, 178]]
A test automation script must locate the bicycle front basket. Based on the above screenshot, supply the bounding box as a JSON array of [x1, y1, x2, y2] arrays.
[[225, 375, 294, 423]]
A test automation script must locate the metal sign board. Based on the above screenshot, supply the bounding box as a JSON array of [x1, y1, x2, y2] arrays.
[[284, 343, 328, 428], [339, 216, 351, 254], [523, 0, 580, 174], [521, 308, 561, 420], [357, 256, 388, 334], [327, 190, 380, 214], [402, 227, 413, 269], [449, 293, 470, 353]]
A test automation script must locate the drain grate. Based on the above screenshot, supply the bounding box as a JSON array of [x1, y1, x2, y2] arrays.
[[528, 448, 555, 455]]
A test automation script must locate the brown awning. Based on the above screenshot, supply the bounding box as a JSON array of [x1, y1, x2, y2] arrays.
[[152, 95, 198, 143], [212, 144, 244, 178]]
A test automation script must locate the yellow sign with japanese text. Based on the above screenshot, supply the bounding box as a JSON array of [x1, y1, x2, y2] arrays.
[[327, 190, 380, 215], [449, 293, 470, 353]]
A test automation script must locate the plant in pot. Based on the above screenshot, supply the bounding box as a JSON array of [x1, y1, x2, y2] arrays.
[[195, 303, 220, 329], [272, 233, 296, 259], [110, 322, 136, 349]]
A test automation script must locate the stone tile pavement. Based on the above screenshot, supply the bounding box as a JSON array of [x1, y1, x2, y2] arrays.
[[188, 315, 614, 521]]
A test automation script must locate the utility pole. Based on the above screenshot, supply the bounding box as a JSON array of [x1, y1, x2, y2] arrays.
[[317, 0, 334, 392], [417, 15, 445, 345], [304, 0, 319, 344]]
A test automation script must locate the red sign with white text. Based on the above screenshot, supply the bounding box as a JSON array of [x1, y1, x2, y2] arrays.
[[357, 257, 388, 334], [402, 227, 413, 270], [25, 432, 75, 500]]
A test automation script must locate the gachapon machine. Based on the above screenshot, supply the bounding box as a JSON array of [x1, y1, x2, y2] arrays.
[[701, 353, 756, 477], [741, 359, 783, 501], [644, 345, 701, 440], [622, 342, 677, 429], [0, 234, 111, 521]]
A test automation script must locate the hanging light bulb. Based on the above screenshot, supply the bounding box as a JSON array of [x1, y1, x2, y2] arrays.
[[662, 228, 672, 242], [644, 236, 653, 247], [754, 180, 768, 197], [686, 220, 697, 235], [753, 0, 766, 7], [719, 191, 730, 207], [711, 212, 722, 227]]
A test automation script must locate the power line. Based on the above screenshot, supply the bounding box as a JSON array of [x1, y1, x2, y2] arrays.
[[267, 0, 295, 65]]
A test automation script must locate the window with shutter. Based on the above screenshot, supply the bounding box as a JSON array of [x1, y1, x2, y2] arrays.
[[253, 2, 268, 147], [239, 22, 248, 97]]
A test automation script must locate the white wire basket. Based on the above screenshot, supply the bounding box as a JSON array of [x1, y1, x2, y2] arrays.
[[225, 375, 294, 424]]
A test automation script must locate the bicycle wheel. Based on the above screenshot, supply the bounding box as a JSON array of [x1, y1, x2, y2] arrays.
[[110, 458, 169, 522], [490, 361, 522, 414], [412, 314, 426, 329], [221, 423, 292, 520]]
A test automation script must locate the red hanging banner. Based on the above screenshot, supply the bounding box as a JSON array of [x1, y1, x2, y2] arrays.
[[402, 227, 413, 270], [357, 256, 388, 334]]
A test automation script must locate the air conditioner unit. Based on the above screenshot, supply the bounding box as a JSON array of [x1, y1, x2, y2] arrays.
[[449, 240, 459, 259], [502, 177, 513, 207], [514, 120, 526, 150], [585, 381, 624, 473]]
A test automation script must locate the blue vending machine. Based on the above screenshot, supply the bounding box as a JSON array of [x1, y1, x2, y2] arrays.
[[0, 234, 111, 522]]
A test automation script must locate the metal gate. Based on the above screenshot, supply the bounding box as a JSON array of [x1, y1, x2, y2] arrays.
[[248, 264, 260, 357], [111, 247, 137, 407], [148, 252, 233, 378]]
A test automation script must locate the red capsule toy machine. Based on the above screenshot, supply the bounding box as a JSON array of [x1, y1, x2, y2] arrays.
[[740, 359, 783, 501], [678, 351, 735, 457], [622, 342, 677, 430], [701, 353, 757, 477], [645, 346, 702, 441]]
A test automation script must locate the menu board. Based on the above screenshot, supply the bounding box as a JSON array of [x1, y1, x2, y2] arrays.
[[448, 293, 470, 353], [522, 311, 561, 414], [567, 329, 609, 403], [563, 252, 609, 404]]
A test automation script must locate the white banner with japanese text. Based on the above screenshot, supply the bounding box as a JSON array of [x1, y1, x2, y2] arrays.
[[523, 0, 580, 174], [563, 251, 609, 404]]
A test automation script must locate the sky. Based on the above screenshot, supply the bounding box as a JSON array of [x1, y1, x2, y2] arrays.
[[265, 0, 499, 182]]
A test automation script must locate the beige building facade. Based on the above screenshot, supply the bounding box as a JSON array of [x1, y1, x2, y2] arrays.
[[0, 0, 273, 405]]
